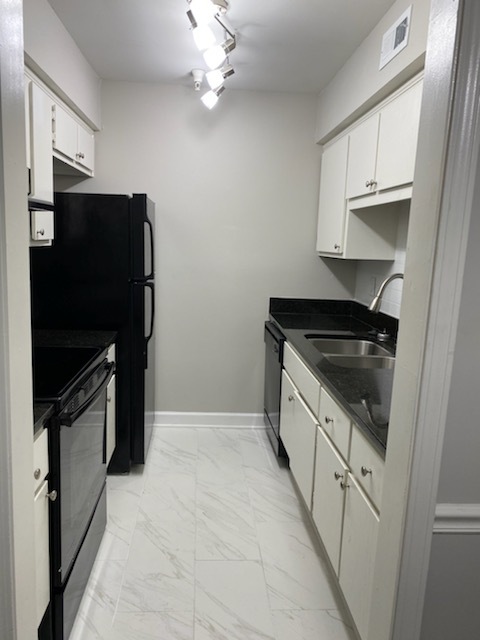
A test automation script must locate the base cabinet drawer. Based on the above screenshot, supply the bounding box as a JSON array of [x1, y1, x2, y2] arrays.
[[339, 475, 380, 640], [350, 426, 385, 511]]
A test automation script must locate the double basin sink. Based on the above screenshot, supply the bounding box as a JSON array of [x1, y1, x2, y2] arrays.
[[306, 337, 395, 369]]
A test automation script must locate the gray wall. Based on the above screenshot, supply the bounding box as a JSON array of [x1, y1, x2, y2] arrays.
[[315, 0, 430, 143], [58, 83, 355, 414]]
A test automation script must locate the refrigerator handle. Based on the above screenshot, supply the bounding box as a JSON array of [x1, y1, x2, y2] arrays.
[[145, 282, 155, 344], [145, 218, 154, 280]]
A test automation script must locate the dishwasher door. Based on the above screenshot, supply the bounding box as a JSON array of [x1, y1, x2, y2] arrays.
[[263, 321, 286, 457]]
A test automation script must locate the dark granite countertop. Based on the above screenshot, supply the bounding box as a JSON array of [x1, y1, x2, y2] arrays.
[[269, 298, 399, 456], [33, 329, 117, 349], [34, 402, 54, 437]]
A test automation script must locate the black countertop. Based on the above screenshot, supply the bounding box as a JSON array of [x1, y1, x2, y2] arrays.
[[33, 329, 117, 349], [269, 298, 399, 456], [34, 402, 55, 437]]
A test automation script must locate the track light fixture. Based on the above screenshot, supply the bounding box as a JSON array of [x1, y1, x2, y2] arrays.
[[186, 0, 236, 108], [201, 86, 225, 110]]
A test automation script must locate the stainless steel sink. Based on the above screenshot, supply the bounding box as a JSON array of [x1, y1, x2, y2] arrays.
[[306, 338, 392, 357], [323, 354, 395, 369]]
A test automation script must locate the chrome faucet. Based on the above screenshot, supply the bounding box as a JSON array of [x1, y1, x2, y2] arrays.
[[369, 273, 404, 313]]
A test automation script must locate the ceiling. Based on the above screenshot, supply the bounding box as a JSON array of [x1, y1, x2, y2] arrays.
[[47, 0, 396, 94]]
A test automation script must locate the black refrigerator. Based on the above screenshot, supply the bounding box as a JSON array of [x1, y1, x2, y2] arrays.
[[30, 192, 156, 473]]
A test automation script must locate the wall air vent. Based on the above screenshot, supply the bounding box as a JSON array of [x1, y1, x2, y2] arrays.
[[379, 5, 412, 70]]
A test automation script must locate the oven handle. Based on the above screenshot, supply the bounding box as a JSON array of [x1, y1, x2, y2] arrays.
[[58, 362, 114, 427]]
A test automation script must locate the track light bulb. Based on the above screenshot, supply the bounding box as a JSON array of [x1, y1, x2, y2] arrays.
[[189, 0, 216, 25], [206, 64, 234, 90], [203, 37, 235, 70], [201, 85, 225, 109]]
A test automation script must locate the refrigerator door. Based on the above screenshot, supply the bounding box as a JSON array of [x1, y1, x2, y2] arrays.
[[130, 280, 155, 463], [130, 194, 155, 281]]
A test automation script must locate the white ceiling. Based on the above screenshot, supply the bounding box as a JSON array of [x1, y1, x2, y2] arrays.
[[47, 0, 396, 94]]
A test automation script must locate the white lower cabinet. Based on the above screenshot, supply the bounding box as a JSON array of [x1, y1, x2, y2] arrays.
[[312, 426, 348, 574], [280, 370, 317, 509], [280, 341, 384, 640], [34, 479, 50, 626], [339, 474, 380, 640]]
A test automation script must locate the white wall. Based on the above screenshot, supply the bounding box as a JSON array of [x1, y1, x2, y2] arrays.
[[58, 83, 355, 414], [354, 202, 409, 318], [23, 0, 101, 129], [315, 0, 430, 143]]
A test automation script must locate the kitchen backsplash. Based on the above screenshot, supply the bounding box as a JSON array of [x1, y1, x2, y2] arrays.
[[354, 203, 409, 319]]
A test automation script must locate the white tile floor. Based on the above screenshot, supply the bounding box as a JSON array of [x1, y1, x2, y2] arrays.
[[70, 427, 357, 640]]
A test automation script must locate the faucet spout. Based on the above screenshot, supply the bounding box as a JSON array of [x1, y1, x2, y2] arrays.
[[369, 273, 404, 313]]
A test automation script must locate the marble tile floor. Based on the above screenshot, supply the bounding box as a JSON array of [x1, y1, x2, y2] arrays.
[[70, 427, 357, 640]]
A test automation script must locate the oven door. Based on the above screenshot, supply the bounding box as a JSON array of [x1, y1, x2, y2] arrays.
[[50, 360, 114, 587]]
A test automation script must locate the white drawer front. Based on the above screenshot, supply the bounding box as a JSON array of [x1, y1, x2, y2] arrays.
[[319, 387, 351, 459], [350, 426, 385, 511], [283, 342, 321, 417], [33, 428, 49, 492]]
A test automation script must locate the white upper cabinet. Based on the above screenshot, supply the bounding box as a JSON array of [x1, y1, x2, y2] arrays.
[[316, 136, 349, 254], [52, 101, 95, 175], [316, 76, 423, 260], [346, 80, 423, 199]]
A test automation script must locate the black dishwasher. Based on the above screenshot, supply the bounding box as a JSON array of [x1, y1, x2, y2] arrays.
[[263, 321, 287, 457]]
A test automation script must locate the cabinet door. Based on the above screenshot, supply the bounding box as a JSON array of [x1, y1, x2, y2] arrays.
[[316, 136, 349, 254], [34, 480, 50, 626], [312, 427, 348, 575], [77, 124, 95, 173], [280, 371, 317, 509], [29, 83, 53, 204], [376, 81, 423, 191], [52, 102, 77, 162], [339, 475, 380, 640], [345, 114, 379, 199], [106, 374, 116, 466]]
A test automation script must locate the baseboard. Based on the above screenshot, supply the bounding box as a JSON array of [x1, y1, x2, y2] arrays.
[[154, 411, 265, 429], [434, 503, 480, 534]]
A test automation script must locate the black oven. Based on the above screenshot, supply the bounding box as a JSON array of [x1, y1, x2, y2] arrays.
[[263, 321, 286, 457], [33, 346, 114, 640]]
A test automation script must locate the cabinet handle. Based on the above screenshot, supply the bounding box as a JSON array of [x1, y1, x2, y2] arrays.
[[288, 395, 295, 402], [365, 179, 377, 188], [334, 243, 341, 250], [37, 228, 45, 237], [46, 490, 58, 502], [34, 468, 41, 480], [361, 466, 372, 476], [107, 395, 112, 403], [325, 416, 334, 424], [340, 480, 350, 490], [334, 471, 343, 481]]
